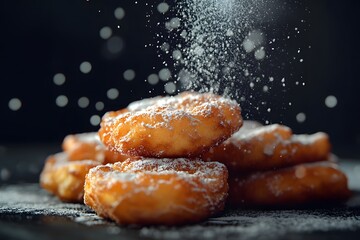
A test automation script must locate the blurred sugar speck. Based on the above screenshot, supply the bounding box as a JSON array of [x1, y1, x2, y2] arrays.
[[8, 98, 22, 111], [123, 69, 136, 81], [78, 97, 90, 108], [325, 95, 338, 108], [157, 3, 170, 14], [107, 88, 119, 100], [53, 73, 66, 86], [79, 61, 92, 74], [147, 74, 159, 85], [296, 112, 306, 123], [90, 115, 101, 126], [99, 26, 112, 40], [95, 102, 105, 111], [114, 7, 125, 20], [164, 82, 177, 94], [56, 95, 68, 107], [159, 68, 171, 81]]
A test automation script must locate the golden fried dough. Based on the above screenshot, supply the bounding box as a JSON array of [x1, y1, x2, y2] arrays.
[[228, 162, 350, 207], [99, 92, 242, 158], [40, 153, 99, 202], [63, 132, 128, 164], [203, 121, 331, 172], [84, 158, 229, 225]]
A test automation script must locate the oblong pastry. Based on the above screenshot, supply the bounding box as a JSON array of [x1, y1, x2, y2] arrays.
[[98, 91, 242, 158], [63, 132, 128, 163], [84, 158, 229, 225], [228, 162, 351, 207], [203, 121, 331, 172], [39, 153, 99, 202]]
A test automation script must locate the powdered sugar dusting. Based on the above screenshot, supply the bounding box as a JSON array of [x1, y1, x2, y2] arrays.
[[71, 132, 101, 144], [291, 132, 328, 145], [232, 124, 290, 142], [105, 92, 240, 131], [1, 183, 360, 238], [117, 158, 226, 178]]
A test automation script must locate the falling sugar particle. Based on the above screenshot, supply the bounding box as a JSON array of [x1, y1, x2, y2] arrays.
[[106, 36, 124, 54], [56, 95, 68, 107], [243, 30, 265, 53], [95, 101, 104, 111], [169, 17, 181, 29], [123, 69, 136, 81], [114, 7, 125, 20], [243, 39, 256, 53], [172, 50, 182, 60], [78, 97, 90, 108], [79, 61, 92, 74], [263, 85, 269, 92], [99, 26, 112, 39], [90, 115, 101, 126], [107, 88, 119, 100], [325, 95, 338, 108], [254, 47, 266, 60], [226, 29, 234, 37], [159, 68, 171, 81], [299, 59, 303, 63], [164, 82, 177, 94], [8, 98, 22, 111], [296, 112, 306, 123], [53, 73, 66, 86], [157, 3, 170, 14], [147, 74, 159, 85], [161, 42, 170, 52]]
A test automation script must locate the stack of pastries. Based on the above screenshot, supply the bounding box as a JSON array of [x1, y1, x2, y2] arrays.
[[40, 91, 350, 225]]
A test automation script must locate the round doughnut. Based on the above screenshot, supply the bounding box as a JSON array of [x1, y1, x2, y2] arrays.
[[39, 153, 99, 202], [84, 158, 228, 225], [202, 121, 331, 173], [63, 132, 128, 164], [228, 162, 351, 207], [98, 91, 242, 158]]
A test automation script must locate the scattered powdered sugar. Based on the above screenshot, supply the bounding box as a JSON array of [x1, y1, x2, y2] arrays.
[[1, 184, 360, 239], [151, 0, 311, 122], [72, 132, 100, 144], [118, 158, 226, 179], [291, 132, 328, 145], [127, 96, 163, 112], [103, 92, 240, 146], [232, 124, 290, 142], [223, 121, 328, 157], [51, 153, 99, 168], [139, 209, 360, 240], [171, 0, 273, 96], [0, 184, 97, 219], [103, 170, 137, 182]]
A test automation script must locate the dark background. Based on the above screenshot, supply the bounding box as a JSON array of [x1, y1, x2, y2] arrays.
[[0, 0, 360, 158]]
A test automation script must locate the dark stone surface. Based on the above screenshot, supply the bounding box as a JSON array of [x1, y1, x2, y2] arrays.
[[1, 144, 360, 240], [1, 183, 360, 239]]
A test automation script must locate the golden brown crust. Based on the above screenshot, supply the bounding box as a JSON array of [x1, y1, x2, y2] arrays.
[[228, 163, 351, 207], [62, 132, 129, 164], [98, 92, 242, 158], [203, 121, 331, 172], [39, 153, 99, 202], [84, 158, 229, 225]]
